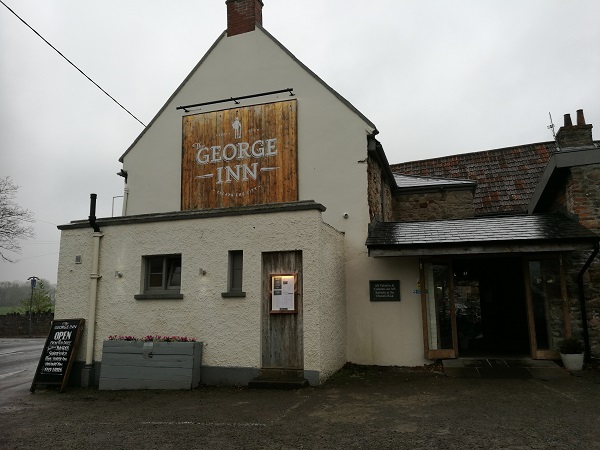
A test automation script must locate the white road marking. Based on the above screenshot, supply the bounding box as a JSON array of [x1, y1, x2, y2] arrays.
[[0, 369, 27, 379], [537, 382, 579, 402], [140, 421, 266, 427], [0, 351, 24, 357]]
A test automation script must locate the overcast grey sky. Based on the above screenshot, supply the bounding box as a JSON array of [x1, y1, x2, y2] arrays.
[[1, 0, 599, 284]]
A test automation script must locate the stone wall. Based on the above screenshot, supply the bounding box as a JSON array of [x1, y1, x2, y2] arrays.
[[546, 164, 600, 357], [0, 312, 53, 337], [392, 189, 475, 222], [367, 155, 393, 222], [566, 164, 600, 357]]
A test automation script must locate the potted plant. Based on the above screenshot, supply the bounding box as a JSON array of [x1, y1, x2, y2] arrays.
[[557, 337, 585, 371]]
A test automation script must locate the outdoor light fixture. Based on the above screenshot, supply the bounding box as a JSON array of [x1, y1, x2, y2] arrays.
[[116, 169, 128, 183]]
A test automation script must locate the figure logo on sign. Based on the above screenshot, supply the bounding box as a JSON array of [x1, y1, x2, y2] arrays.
[[232, 117, 242, 139]]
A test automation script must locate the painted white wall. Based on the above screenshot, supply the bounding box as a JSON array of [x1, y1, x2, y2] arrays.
[[55, 209, 346, 378], [97, 27, 427, 370]]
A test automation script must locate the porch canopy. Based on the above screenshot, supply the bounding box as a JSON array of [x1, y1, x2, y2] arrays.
[[367, 213, 599, 257]]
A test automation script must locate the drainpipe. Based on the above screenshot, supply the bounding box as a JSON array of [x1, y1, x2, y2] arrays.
[[122, 186, 129, 216], [577, 241, 599, 362], [82, 193, 103, 387]]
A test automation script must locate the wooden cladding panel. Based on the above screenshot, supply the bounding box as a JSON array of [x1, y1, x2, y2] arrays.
[[182, 100, 297, 210], [261, 251, 303, 370]]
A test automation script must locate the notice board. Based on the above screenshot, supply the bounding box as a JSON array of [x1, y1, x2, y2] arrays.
[[31, 318, 85, 393], [270, 273, 297, 313]]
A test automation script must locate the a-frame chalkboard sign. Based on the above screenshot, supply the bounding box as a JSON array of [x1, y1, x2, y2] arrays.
[[31, 318, 85, 393]]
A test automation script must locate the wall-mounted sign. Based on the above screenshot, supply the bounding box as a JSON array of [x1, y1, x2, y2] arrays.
[[270, 273, 297, 313], [182, 100, 298, 210], [369, 280, 401, 302]]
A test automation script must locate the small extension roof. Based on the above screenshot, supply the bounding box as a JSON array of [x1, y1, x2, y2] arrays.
[[391, 142, 554, 216], [367, 213, 599, 257]]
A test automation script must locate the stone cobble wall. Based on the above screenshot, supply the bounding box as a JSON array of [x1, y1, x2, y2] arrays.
[[562, 164, 600, 357], [0, 312, 53, 337], [367, 155, 393, 222], [392, 190, 475, 222]]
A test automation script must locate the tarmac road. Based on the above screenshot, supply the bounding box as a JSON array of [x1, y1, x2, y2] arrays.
[[1, 364, 600, 449], [0, 338, 44, 409]]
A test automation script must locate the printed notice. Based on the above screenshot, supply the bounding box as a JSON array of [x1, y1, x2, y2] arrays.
[[271, 275, 296, 312]]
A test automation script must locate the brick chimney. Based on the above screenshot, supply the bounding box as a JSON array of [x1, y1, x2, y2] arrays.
[[226, 0, 263, 37], [556, 109, 594, 148]]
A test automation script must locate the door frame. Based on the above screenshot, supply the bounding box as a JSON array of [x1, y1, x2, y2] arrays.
[[420, 260, 458, 360], [523, 254, 569, 360], [420, 254, 570, 360]]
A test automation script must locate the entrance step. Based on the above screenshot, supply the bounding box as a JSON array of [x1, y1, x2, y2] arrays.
[[248, 368, 309, 390], [248, 377, 309, 390], [442, 358, 569, 380]]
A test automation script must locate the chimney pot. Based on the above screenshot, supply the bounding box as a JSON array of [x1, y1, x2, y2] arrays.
[[226, 0, 263, 37], [556, 110, 594, 148]]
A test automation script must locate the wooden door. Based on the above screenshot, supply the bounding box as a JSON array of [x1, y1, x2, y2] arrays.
[[261, 251, 303, 370]]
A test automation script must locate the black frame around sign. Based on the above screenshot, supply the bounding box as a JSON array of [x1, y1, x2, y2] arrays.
[[369, 280, 401, 302], [30, 318, 85, 393]]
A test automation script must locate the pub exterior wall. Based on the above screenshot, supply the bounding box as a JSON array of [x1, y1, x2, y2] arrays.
[[565, 164, 600, 357], [55, 209, 347, 378], [117, 27, 429, 369], [122, 28, 374, 244], [392, 190, 475, 222]]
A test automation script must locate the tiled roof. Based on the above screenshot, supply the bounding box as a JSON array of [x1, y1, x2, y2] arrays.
[[391, 142, 555, 216], [366, 214, 599, 253]]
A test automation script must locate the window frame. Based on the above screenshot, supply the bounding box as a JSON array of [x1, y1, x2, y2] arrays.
[[222, 250, 246, 298], [135, 254, 183, 300]]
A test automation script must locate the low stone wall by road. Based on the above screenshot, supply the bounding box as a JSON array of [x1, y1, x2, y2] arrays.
[[0, 312, 53, 337]]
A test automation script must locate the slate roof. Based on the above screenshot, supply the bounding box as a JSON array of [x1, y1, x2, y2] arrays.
[[390, 142, 555, 216], [366, 214, 599, 254]]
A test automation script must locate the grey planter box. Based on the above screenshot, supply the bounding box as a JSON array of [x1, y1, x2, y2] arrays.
[[99, 340, 202, 390]]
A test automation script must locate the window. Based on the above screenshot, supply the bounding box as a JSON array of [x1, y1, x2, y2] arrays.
[[222, 250, 245, 298], [135, 254, 183, 300]]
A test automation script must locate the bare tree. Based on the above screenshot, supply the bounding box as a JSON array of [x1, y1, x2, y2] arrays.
[[0, 177, 34, 262]]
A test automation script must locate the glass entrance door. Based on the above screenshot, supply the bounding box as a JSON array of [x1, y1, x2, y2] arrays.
[[524, 257, 569, 359], [421, 262, 457, 359]]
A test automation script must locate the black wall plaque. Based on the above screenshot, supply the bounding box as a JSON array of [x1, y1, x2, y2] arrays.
[[369, 280, 401, 302], [31, 318, 85, 393]]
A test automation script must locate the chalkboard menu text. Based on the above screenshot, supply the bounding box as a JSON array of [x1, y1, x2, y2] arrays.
[[31, 318, 85, 393]]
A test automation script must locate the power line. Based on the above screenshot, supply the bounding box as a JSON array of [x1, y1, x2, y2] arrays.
[[0, 0, 147, 127], [14, 252, 59, 262]]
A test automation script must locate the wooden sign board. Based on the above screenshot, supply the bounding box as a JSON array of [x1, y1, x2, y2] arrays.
[[31, 318, 85, 393], [182, 100, 298, 210], [369, 280, 401, 302]]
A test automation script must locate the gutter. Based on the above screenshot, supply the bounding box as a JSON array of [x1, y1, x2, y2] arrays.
[[577, 241, 599, 362]]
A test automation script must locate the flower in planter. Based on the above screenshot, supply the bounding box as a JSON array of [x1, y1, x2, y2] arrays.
[[556, 337, 584, 354], [107, 335, 137, 341], [107, 335, 196, 342]]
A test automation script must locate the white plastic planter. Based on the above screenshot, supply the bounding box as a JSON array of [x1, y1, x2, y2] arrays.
[[560, 353, 584, 371]]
